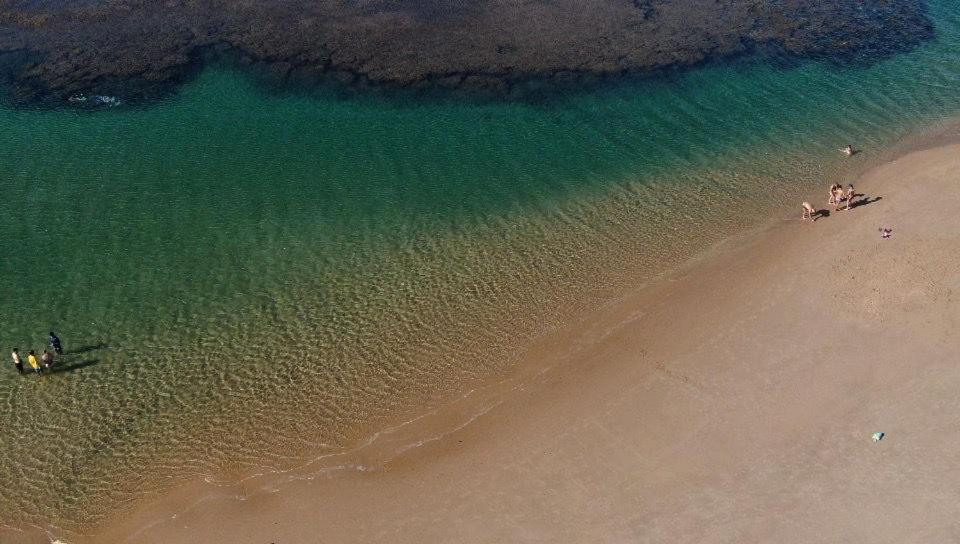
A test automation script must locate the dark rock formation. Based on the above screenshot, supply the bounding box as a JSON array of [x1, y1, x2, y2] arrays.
[[0, 0, 934, 106]]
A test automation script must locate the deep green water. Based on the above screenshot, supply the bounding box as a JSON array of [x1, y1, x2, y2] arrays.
[[3, 0, 960, 532]]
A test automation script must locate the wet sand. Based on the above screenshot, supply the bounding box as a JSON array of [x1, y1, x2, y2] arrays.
[[15, 141, 960, 542]]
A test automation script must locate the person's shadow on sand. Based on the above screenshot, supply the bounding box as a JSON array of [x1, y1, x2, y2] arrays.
[[848, 195, 882, 210], [813, 209, 830, 220]]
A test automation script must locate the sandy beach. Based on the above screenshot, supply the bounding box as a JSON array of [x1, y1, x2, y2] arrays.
[[10, 140, 959, 543]]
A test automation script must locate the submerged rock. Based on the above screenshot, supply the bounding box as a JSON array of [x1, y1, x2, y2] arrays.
[[0, 0, 934, 106]]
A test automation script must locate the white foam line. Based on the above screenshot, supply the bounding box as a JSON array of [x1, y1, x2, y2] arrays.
[[391, 398, 506, 457]]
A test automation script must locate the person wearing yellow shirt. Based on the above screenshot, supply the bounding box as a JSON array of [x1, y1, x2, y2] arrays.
[[26, 350, 42, 375]]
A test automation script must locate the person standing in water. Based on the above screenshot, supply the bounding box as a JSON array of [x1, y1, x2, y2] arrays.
[[40, 349, 54, 371], [26, 350, 42, 375], [11, 348, 23, 374], [49, 331, 63, 355]]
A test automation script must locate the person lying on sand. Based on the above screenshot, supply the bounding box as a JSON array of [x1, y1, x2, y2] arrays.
[[802, 202, 817, 222]]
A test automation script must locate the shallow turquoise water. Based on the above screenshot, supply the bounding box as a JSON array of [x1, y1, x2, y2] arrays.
[[2, 0, 960, 530]]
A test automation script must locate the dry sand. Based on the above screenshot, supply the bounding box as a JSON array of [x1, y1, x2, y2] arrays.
[[15, 142, 960, 543]]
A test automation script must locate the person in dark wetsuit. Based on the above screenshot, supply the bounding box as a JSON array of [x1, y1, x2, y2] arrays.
[[49, 332, 63, 355]]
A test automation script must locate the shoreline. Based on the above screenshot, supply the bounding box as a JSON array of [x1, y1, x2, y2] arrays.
[[32, 133, 960, 541]]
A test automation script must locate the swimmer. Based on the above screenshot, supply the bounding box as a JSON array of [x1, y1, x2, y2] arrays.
[[841, 144, 855, 157]]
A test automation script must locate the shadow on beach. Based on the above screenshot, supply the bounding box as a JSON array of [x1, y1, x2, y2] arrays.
[[849, 195, 882, 209], [812, 195, 881, 221]]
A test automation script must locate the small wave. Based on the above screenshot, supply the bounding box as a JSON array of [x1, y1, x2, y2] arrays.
[[66, 94, 121, 107]]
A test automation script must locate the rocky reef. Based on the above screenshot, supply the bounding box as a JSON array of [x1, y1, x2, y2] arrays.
[[0, 0, 934, 105]]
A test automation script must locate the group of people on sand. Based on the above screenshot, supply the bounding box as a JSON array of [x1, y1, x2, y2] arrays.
[[802, 183, 857, 222], [10, 332, 63, 376], [800, 144, 861, 222], [829, 182, 857, 211]]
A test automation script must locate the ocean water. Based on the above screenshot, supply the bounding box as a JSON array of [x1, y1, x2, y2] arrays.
[[2, 0, 960, 532]]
